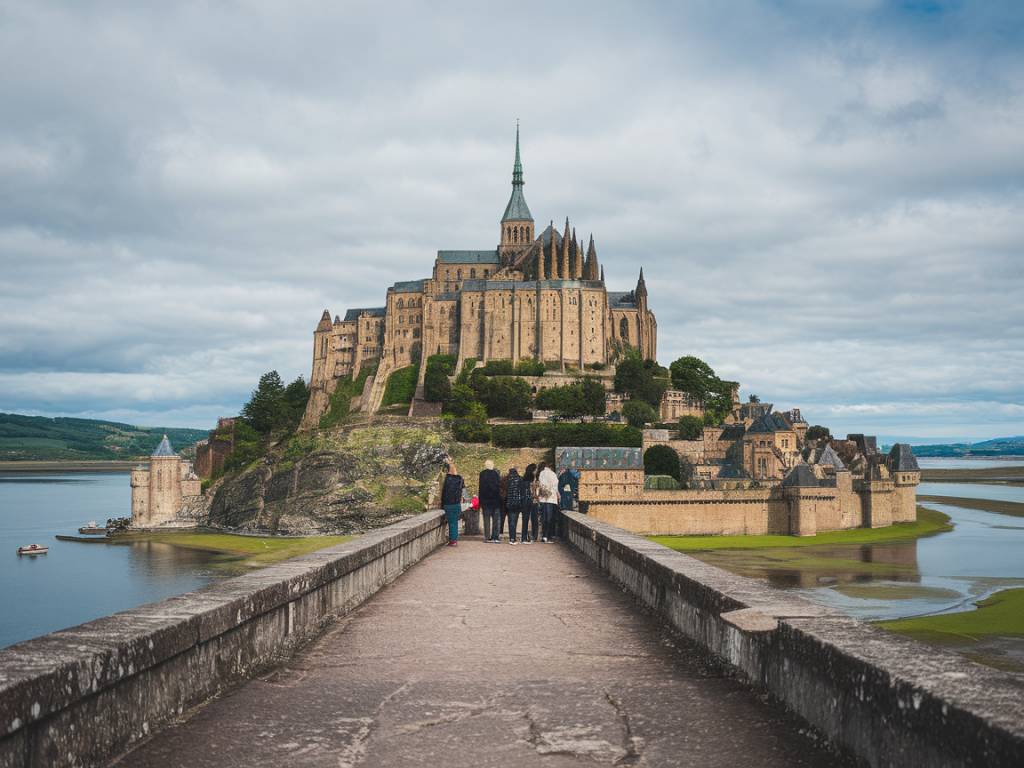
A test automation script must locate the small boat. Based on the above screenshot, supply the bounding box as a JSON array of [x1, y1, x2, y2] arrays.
[[17, 544, 49, 556], [78, 521, 107, 535]]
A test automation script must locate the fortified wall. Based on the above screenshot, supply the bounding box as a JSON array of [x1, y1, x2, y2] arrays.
[[557, 442, 920, 536]]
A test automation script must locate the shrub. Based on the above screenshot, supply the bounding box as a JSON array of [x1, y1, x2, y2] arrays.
[[515, 359, 546, 376], [423, 354, 456, 402], [644, 444, 680, 480], [645, 474, 681, 490], [382, 364, 419, 406], [534, 377, 605, 417], [622, 400, 657, 428], [585, 362, 606, 371], [452, 402, 491, 443], [456, 358, 477, 385], [480, 359, 514, 375], [491, 422, 642, 449], [473, 375, 532, 419], [445, 383, 477, 417], [677, 415, 704, 440]]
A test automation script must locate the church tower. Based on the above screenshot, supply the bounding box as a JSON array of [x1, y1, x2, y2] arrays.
[[499, 124, 534, 257]]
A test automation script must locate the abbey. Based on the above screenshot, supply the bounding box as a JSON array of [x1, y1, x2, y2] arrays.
[[302, 128, 657, 425]]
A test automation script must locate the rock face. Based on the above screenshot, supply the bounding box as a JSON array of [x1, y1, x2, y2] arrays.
[[208, 424, 449, 534]]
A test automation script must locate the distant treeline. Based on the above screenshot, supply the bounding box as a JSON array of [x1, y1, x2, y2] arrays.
[[0, 413, 208, 461], [908, 436, 1024, 458]]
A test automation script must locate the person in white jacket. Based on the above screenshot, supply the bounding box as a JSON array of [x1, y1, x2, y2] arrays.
[[536, 462, 560, 543]]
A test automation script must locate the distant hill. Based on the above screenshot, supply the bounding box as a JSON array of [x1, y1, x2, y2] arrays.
[[908, 436, 1024, 458], [0, 413, 208, 461]]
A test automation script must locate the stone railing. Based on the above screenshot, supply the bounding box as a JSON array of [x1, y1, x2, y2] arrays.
[[0, 509, 455, 768], [562, 511, 1024, 768]]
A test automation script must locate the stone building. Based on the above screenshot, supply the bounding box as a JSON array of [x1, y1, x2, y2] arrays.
[[567, 440, 920, 537], [301, 127, 658, 426], [130, 436, 202, 528], [194, 417, 236, 479]]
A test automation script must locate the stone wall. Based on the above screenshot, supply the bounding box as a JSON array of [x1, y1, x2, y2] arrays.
[[562, 512, 1024, 767], [0, 509, 459, 768]]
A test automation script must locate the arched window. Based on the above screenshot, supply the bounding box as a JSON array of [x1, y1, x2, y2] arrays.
[[396, 298, 404, 310], [619, 317, 629, 339], [483, 269, 489, 278], [456, 269, 462, 280], [470, 268, 476, 278], [513, 228, 518, 244]]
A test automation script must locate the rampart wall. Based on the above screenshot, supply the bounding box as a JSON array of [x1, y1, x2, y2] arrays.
[[562, 511, 1024, 767], [0, 510, 457, 768]]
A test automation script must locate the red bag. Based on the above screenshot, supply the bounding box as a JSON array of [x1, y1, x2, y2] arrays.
[[470, 495, 480, 510]]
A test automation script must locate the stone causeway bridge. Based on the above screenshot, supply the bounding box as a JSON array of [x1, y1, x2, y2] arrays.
[[2, 511, 1022, 767]]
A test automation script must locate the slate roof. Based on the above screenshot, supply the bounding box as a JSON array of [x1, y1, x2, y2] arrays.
[[555, 447, 642, 472], [748, 412, 793, 434], [391, 279, 426, 293], [888, 443, 920, 472], [717, 463, 750, 479], [437, 250, 500, 264], [607, 291, 637, 309], [152, 435, 176, 457], [343, 307, 386, 322], [781, 464, 821, 488], [814, 443, 846, 471], [719, 424, 746, 441], [502, 185, 533, 222]]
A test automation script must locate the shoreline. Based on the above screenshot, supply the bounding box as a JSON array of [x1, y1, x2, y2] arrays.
[[0, 460, 139, 473]]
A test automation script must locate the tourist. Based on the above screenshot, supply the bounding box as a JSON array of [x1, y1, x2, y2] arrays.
[[441, 460, 464, 547], [557, 465, 573, 539], [521, 463, 539, 544], [498, 468, 510, 540], [504, 466, 527, 544], [537, 461, 559, 543], [478, 459, 502, 542]]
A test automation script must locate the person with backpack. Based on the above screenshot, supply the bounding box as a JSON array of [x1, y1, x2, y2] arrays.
[[521, 463, 539, 544], [504, 466, 527, 545], [478, 459, 502, 542], [440, 460, 465, 547], [557, 465, 576, 538]]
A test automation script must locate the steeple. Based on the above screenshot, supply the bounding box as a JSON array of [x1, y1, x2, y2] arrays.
[[500, 123, 534, 253], [560, 217, 571, 278], [636, 267, 647, 297], [600, 265, 605, 282], [585, 234, 599, 280], [316, 309, 332, 332]]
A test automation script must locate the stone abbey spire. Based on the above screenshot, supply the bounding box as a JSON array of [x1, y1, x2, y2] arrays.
[[499, 123, 535, 255]]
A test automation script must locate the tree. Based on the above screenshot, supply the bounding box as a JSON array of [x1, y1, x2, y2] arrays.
[[669, 356, 719, 401], [534, 377, 606, 418], [282, 376, 310, 429], [748, 394, 760, 403], [806, 425, 831, 442], [424, 354, 456, 402], [614, 358, 646, 395], [644, 445, 680, 480], [445, 383, 477, 417], [622, 400, 656, 429], [615, 358, 668, 408], [241, 371, 286, 435], [470, 373, 532, 419], [579, 377, 607, 416], [677, 415, 703, 439], [452, 402, 491, 443]]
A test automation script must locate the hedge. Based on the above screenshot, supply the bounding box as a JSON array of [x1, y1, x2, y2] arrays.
[[491, 422, 642, 449]]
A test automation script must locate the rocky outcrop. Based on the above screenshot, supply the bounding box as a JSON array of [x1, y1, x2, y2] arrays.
[[208, 424, 449, 534]]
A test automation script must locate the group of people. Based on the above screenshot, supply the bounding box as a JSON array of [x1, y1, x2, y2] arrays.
[[440, 459, 579, 547]]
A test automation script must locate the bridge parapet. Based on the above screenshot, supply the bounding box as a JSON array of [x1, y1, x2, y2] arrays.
[[562, 511, 1024, 768], [0, 510, 457, 768]]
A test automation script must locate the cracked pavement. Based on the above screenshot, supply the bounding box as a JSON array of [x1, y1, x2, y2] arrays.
[[112, 538, 853, 767]]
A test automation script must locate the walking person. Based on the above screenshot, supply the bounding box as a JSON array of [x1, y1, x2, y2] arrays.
[[504, 466, 527, 544], [537, 461, 559, 543], [478, 459, 502, 542], [441, 460, 464, 547], [521, 463, 539, 544]]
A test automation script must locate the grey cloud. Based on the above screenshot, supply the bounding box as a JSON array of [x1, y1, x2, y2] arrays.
[[0, 1, 1021, 438]]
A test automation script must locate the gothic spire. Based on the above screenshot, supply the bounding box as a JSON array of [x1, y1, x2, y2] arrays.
[[561, 217, 571, 278], [600, 265, 605, 282], [501, 123, 533, 223], [637, 267, 647, 297]]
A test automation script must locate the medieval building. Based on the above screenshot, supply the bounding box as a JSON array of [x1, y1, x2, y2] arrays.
[[130, 436, 202, 528], [302, 128, 657, 426]]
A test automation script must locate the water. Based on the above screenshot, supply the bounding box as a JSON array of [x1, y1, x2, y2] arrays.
[[919, 481, 1024, 503], [0, 473, 230, 649], [916, 458, 1024, 469]]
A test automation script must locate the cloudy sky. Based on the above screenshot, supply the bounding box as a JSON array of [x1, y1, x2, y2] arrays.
[[1, 1, 1021, 443]]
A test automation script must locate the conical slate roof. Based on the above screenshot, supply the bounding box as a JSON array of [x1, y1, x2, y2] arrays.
[[151, 434, 176, 457], [501, 125, 533, 222]]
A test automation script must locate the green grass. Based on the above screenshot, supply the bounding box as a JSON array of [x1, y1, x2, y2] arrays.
[[115, 531, 354, 567], [650, 507, 952, 552], [878, 588, 1024, 644], [381, 364, 419, 406]]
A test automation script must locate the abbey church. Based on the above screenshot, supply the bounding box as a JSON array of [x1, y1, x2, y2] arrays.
[[302, 129, 657, 424]]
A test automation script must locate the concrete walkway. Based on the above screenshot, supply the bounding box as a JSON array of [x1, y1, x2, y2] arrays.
[[114, 538, 852, 767]]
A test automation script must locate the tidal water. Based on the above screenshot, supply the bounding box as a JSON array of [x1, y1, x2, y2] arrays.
[[0, 472, 229, 649]]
